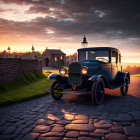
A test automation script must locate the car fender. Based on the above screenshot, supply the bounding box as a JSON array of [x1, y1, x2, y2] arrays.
[[48, 73, 59, 80], [88, 75, 110, 88], [48, 73, 70, 89], [88, 75, 102, 81], [115, 71, 130, 85]]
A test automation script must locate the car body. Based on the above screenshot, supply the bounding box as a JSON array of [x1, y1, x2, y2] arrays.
[[48, 47, 130, 105]]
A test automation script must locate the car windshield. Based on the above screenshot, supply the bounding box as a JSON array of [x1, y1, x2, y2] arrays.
[[78, 50, 109, 62]]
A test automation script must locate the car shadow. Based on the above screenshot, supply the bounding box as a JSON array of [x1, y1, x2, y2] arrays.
[[43, 91, 140, 126], [61, 89, 122, 106]]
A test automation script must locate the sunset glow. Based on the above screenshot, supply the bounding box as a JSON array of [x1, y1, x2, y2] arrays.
[[0, 0, 140, 63]]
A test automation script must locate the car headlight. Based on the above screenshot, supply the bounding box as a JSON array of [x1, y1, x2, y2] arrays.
[[81, 67, 88, 75], [59, 67, 66, 75]]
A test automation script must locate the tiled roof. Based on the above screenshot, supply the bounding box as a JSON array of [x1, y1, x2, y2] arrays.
[[44, 49, 65, 55], [1, 50, 8, 54]]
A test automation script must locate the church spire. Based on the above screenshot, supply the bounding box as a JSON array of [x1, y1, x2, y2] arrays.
[[7, 46, 11, 53], [32, 44, 35, 52]]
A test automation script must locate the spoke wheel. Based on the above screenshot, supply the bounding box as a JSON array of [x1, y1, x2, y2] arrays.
[[50, 80, 63, 100], [91, 78, 105, 105], [120, 77, 129, 96]]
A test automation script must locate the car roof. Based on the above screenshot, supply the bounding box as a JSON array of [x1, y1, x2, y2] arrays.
[[78, 47, 120, 53]]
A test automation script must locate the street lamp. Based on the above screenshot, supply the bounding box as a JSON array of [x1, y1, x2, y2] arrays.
[[81, 35, 88, 48]]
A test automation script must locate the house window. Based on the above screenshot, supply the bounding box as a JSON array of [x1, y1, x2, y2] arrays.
[[61, 55, 63, 60], [55, 57, 57, 61]]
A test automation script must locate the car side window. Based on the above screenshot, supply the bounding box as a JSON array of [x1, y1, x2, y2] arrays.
[[111, 51, 118, 63]]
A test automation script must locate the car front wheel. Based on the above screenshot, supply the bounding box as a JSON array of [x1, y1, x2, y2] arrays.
[[120, 77, 129, 96], [50, 80, 63, 100], [91, 78, 105, 105]]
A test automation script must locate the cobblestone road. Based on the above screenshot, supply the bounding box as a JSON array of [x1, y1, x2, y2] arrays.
[[0, 77, 140, 140]]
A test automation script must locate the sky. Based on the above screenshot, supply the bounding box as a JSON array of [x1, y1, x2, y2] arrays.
[[0, 0, 140, 63]]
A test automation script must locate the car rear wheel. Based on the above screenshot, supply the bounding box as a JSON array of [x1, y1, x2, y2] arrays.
[[120, 77, 129, 96], [91, 78, 105, 105], [50, 80, 63, 100]]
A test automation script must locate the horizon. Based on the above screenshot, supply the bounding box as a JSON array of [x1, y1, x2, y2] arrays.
[[1, 46, 140, 65], [0, 46, 140, 64]]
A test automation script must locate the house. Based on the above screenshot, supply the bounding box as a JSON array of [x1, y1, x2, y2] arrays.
[[42, 49, 66, 68]]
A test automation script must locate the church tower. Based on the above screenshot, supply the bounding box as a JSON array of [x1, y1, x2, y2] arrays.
[[32, 45, 35, 52], [7, 46, 11, 53]]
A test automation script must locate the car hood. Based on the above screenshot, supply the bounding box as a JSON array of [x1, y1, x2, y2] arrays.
[[79, 60, 102, 67]]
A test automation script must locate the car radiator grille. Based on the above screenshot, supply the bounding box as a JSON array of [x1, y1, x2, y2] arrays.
[[68, 62, 82, 86]]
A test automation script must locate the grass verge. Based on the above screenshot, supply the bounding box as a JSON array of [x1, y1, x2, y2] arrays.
[[42, 68, 68, 77], [42, 70, 59, 77], [0, 72, 51, 106]]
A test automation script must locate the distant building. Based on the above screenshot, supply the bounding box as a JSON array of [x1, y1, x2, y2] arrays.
[[0, 46, 42, 60], [0, 50, 41, 60], [7, 46, 11, 53], [20, 46, 41, 59], [42, 49, 66, 68], [0, 46, 66, 68], [66, 52, 77, 65], [0, 50, 12, 58], [21, 52, 41, 60], [32, 45, 35, 52]]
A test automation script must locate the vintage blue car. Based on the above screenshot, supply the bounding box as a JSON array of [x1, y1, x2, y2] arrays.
[[48, 47, 130, 105]]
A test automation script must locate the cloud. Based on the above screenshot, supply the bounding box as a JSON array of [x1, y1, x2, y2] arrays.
[[24, 0, 140, 38], [0, 0, 140, 49], [0, 8, 5, 13]]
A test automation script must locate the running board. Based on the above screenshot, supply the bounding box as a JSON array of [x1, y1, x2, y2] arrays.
[[109, 83, 123, 89], [63, 89, 91, 94]]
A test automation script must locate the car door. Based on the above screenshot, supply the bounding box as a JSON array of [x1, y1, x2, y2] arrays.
[[111, 50, 118, 80]]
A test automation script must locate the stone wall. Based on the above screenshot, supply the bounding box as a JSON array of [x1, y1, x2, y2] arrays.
[[0, 58, 42, 82]]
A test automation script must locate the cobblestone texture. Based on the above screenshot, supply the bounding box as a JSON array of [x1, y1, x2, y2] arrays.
[[0, 90, 140, 140]]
